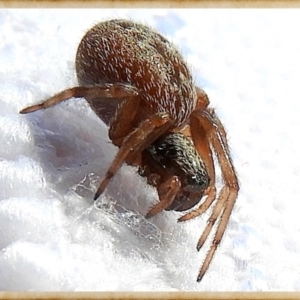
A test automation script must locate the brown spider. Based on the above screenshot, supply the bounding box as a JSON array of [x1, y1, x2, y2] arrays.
[[20, 19, 239, 282]]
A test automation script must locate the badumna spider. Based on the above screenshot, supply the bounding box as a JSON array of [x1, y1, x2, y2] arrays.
[[20, 19, 239, 282]]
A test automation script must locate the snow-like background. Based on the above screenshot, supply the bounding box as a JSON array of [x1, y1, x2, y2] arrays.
[[1, 9, 300, 291]]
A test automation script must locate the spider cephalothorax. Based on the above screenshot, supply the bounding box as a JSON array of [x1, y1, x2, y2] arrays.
[[20, 19, 239, 282], [144, 132, 210, 211]]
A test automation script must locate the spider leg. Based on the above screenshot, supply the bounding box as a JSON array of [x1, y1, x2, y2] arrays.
[[195, 87, 210, 110], [178, 89, 217, 222], [191, 89, 216, 187], [178, 186, 216, 222], [197, 186, 235, 282], [94, 113, 174, 200], [20, 83, 138, 114], [108, 94, 141, 147], [190, 108, 239, 282], [145, 176, 181, 218]]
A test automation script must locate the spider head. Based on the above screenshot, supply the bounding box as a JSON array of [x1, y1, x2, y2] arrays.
[[146, 132, 210, 211]]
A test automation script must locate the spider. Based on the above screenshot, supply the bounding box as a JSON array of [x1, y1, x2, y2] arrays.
[[20, 19, 239, 282]]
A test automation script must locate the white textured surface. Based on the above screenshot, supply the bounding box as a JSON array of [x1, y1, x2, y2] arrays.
[[1, 9, 300, 291]]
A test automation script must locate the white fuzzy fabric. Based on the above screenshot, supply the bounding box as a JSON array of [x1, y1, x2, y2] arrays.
[[1, 9, 300, 291]]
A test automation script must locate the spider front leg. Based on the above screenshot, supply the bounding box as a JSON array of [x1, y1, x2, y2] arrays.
[[145, 176, 181, 218], [190, 105, 239, 282], [94, 110, 174, 200], [20, 83, 138, 115]]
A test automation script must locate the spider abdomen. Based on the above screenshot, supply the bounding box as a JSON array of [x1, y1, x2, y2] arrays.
[[75, 19, 197, 127]]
